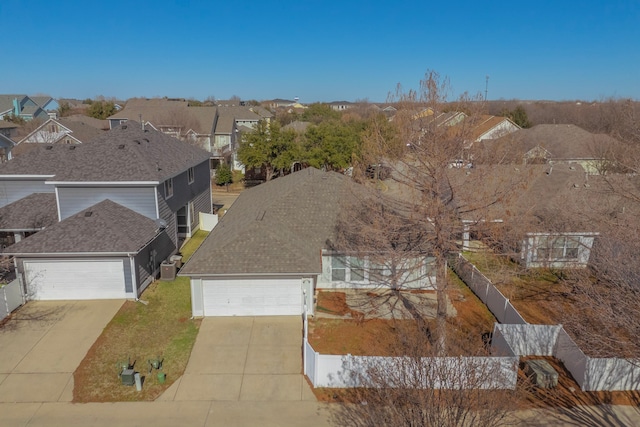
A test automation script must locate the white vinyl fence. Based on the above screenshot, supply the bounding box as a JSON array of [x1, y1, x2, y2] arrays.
[[303, 308, 518, 390], [453, 254, 640, 391], [1, 278, 24, 321]]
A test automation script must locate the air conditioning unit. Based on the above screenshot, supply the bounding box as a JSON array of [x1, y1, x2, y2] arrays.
[[121, 368, 135, 386]]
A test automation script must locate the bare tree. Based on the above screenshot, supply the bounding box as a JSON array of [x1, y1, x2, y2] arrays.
[[328, 321, 522, 427], [340, 71, 524, 354]]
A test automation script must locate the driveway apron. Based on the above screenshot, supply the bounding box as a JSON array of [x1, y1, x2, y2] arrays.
[[0, 300, 124, 403], [168, 316, 316, 402]]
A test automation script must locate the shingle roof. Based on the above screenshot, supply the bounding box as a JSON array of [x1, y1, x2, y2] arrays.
[[3, 199, 160, 255], [180, 168, 353, 276], [0, 193, 57, 231], [0, 122, 211, 182], [57, 118, 103, 142], [0, 120, 19, 130], [484, 124, 619, 161], [63, 114, 110, 131], [0, 95, 27, 114], [109, 99, 217, 135]]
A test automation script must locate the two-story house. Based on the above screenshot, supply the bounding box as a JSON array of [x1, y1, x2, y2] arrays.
[[1, 123, 212, 300]]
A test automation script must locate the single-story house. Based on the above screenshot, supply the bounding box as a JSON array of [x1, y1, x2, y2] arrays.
[[180, 168, 435, 317]]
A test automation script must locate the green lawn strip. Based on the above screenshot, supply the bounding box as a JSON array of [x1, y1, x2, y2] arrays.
[[180, 230, 209, 262], [73, 276, 200, 402]]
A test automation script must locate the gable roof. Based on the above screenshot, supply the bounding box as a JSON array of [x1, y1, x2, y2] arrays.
[[63, 114, 110, 131], [484, 124, 619, 161], [0, 193, 57, 231], [3, 199, 160, 255], [0, 122, 211, 182], [108, 98, 217, 135], [181, 168, 353, 276]]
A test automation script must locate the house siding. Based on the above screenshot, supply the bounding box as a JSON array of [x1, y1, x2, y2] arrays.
[[160, 160, 210, 213], [158, 192, 178, 248], [134, 231, 175, 292], [57, 186, 157, 220], [0, 179, 53, 208], [191, 188, 212, 232]]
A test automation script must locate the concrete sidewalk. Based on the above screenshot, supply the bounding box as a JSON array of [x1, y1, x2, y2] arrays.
[[0, 300, 124, 404]]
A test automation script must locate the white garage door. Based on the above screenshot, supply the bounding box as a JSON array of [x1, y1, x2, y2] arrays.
[[24, 260, 126, 300], [202, 278, 302, 316]]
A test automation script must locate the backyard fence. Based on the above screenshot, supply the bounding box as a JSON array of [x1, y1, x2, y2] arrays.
[[1, 277, 24, 321], [453, 253, 640, 391], [302, 304, 518, 390], [451, 254, 526, 324]]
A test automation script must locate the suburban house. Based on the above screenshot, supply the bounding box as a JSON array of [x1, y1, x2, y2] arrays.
[[475, 124, 619, 174], [108, 99, 273, 173], [12, 117, 104, 156], [0, 121, 17, 161], [451, 163, 603, 269], [468, 115, 520, 142], [1, 123, 212, 300], [180, 168, 436, 317], [328, 101, 354, 111], [30, 96, 59, 119], [0, 95, 49, 122]]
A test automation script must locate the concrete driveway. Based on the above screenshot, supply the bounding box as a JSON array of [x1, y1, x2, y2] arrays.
[[160, 316, 317, 402], [0, 300, 123, 403]]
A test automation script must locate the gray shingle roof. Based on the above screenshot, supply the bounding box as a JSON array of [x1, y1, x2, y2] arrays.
[[3, 199, 160, 255], [484, 124, 619, 161], [180, 168, 353, 276], [0, 193, 57, 231], [0, 122, 211, 182]]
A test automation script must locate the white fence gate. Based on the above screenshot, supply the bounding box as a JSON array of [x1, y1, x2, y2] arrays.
[[1, 278, 24, 321]]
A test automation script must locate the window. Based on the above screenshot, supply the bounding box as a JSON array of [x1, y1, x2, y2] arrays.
[[164, 178, 173, 198], [331, 256, 366, 282], [188, 167, 195, 184], [189, 201, 195, 226], [536, 236, 580, 261]]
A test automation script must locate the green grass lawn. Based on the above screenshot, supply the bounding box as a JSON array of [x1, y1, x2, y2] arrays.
[[180, 230, 209, 262], [73, 232, 209, 402]]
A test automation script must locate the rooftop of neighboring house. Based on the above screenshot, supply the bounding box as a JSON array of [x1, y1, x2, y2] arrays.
[[0, 122, 211, 182], [469, 115, 519, 141], [0, 95, 28, 113], [0, 120, 19, 130], [30, 96, 54, 109], [478, 124, 619, 162], [448, 162, 640, 233], [3, 199, 160, 255], [0, 193, 58, 231], [180, 168, 355, 276], [63, 114, 110, 130], [108, 98, 217, 135]]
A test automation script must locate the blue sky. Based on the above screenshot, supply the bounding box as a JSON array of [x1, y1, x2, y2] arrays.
[[2, 0, 639, 102]]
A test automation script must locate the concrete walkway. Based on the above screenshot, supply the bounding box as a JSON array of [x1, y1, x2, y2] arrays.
[[0, 300, 124, 404]]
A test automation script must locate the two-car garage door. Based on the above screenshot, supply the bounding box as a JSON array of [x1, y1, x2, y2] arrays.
[[24, 260, 126, 300], [202, 278, 303, 316]]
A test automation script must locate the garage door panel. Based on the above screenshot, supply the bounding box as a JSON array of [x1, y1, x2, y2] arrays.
[[24, 260, 126, 300], [202, 278, 302, 316]]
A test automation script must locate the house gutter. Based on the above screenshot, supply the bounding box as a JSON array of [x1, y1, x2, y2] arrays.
[[178, 271, 320, 278], [3, 251, 137, 257]]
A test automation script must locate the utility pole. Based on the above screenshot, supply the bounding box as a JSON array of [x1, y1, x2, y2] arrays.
[[485, 75, 489, 101]]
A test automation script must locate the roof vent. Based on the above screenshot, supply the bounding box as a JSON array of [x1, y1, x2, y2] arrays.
[[84, 211, 93, 217], [143, 138, 149, 142], [122, 125, 127, 130], [118, 144, 125, 149], [69, 146, 76, 150], [256, 210, 266, 221], [45, 146, 53, 150], [134, 139, 141, 144]]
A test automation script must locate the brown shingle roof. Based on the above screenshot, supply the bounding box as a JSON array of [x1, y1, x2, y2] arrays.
[[180, 168, 353, 276], [3, 199, 160, 255]]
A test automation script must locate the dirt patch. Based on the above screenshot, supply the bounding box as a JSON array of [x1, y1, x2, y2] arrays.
[[310, 273, 496, 356]]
